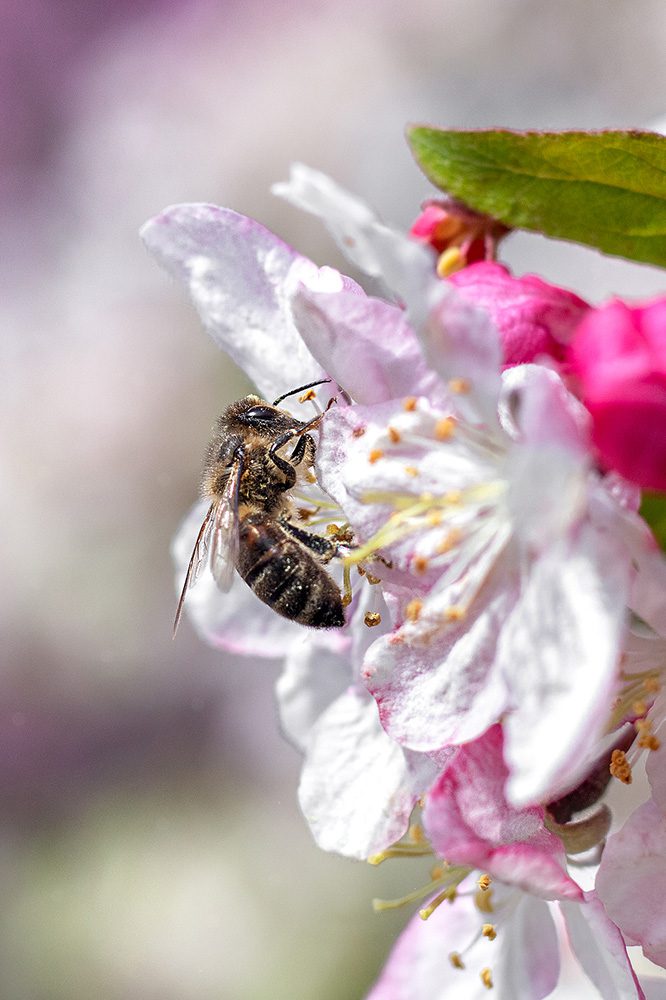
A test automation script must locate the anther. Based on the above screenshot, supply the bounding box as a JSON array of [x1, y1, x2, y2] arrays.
[[368, 449, 384, 464], [478, 874, 491, 891], [436, 247, 465, 278], [405, 598, 423, 622], [482, 924, 497, 941], [387, 426, 401, 444], [437, 529, 462, 554], [644, 677, 661, 694], [405, 465, 419, 477], [434, 416, 456, 440], [364, 612, 382, 627], [480, 967, 493, 989], [610, 749, 632, 784], [444, 605, 466, 623], [403, 396, 417, 412], [413, 555, 430, 574], [449, 952, 465, 970], [352, 425, 366, 438], [449, 377, 472, 395], [299, 388, 317, 402], [633, 700, 648, 717]]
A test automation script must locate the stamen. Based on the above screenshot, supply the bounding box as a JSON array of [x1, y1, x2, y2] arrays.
[[482, 924, 496, 941], [475, 887, 494, 914], [449, 377, 472, 395], [368, 449, 384, 464], [299, 388, 317, 403], [480, 968, 493, 990], [352, 425, 366, 438], [477, 874, 491, 891], [434, 417, 457, 440], [403, 396, 417, 412], [405, 598, 423, 622], [342, 563, 353, 607], [364, 612, 382, 627], [449, 952, 465, 970], [437, 246, 465, 278], [443, 605, 466, 623], [419, 886, 457, 920], [387, 425, 401, 444], [413, 555, 430, 574], [610, 749, 632, 784], [404, 465, 419, 477]]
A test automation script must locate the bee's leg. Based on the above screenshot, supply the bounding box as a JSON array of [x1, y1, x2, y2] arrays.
[[288, 433, 316, 468], [280, 519, 338, 563], [267, 450, 298, 488]]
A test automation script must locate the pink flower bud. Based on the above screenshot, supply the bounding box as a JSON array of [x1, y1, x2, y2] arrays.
[[449, 261, 589, 366], [568, 298, 666, 491], [409, 200, 509, 268]]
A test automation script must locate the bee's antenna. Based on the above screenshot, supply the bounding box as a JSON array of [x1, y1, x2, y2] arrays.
[[272, 378, 331, 407]]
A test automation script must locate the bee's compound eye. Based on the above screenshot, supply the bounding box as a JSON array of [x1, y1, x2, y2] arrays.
[[245, 405, 277, 422]]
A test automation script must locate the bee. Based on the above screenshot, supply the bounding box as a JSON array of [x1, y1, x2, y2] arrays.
[[173, 379, 346, 636]]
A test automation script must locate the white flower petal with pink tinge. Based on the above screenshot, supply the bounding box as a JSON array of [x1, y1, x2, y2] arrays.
[[141, 202, 360, 408], [298, 686, 439, 859], [560, 891, 647, 999], [367, 885, 560, 1000]]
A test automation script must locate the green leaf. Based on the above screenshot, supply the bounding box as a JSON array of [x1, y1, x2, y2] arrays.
[[640, 491, 666, 553], [407, 127, 666, 269]]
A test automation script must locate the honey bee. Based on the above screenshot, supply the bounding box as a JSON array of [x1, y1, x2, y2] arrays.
[[173, 380, 346, 636]]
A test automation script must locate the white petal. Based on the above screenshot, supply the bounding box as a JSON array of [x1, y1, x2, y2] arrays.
[[560, 892, 645, 1000], [298, 686, 431, 859], [275, 636, 352, 751], [141, 203, 356, 407], [273, 163, 438, 326], [502, 523, 630, 806]]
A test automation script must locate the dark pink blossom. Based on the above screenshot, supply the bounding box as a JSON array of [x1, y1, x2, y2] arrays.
[[568, 298, 666, 491], [449, 261, 589, 366]]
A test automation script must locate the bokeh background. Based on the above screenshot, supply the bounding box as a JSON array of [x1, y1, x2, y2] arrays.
[[2, 1, 666, 997]]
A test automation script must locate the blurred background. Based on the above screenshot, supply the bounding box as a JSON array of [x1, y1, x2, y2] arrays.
[[2, 1, 666, 996]]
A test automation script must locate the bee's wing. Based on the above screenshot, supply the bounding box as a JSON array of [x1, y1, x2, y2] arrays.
[[173, 501, 217, 638], [209, 459, 242, 592]]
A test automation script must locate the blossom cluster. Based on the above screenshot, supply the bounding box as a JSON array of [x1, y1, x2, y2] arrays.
[[142, 165, 666, 999]]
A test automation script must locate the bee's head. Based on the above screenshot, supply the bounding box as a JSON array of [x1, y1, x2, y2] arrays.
[[221, 395, 303, 438]]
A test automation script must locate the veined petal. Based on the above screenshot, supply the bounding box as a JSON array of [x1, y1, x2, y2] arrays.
[[560, 891, 646, 1000], [596, 800, 666, 969], [364, 568, 516, 750], [291, 286, 445, 406], [272, 162, 438, 327], [501, 523, 631, 807], [298, 686, 434, 859], [141, 202, 359, 407]]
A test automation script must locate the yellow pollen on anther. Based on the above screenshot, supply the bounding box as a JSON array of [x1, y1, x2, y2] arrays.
[[413, 555, 430, 574], [644, 677, 661, 694], [437, 528, 463, 554], [326, 523, 341, 535], [403, 396, 418, 412], [405, 465, 419, 477], [633, 700, 648, 717], [444, 605, 466, 623], [387, 425, 401, 444], [299, 388, 317, 402], [365, 572, 382, 585], [481, 967, 493, 990], [478, 874, 492, 891], [449, 377, 472, 395], [482, 924, 497, 941], [610, 749, 633, 784], [434, 416, 457, 440], [449, 952, 465, 970], [368, 449, 384, 464], [436, 247, 465, 278], [306, 472, 317, 484], [364, 612, 382, 628], [405, 598, 423, 622]]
